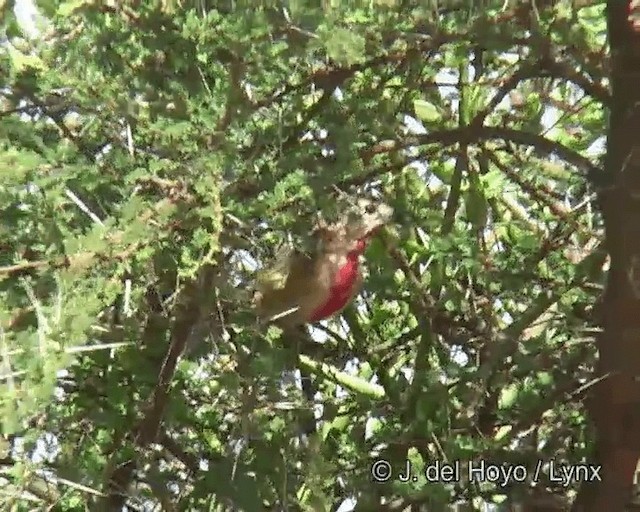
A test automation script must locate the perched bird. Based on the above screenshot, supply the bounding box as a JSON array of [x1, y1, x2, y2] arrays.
[[253, 198, 393, 327]]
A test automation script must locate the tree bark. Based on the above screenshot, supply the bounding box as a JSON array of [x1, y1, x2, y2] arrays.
[[573, 1, 640, 510]]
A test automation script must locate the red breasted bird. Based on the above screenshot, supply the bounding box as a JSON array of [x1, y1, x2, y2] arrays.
[[253, 198, 393, 327]]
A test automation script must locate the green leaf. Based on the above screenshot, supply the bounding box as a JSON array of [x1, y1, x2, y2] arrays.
[[57, 0, 89, 17], [318, 26, 366, 65], [413, 99, 440, 123], [8, 45, 45, 73], [499, 384, 520, 410], [465, 187, 488, 228]]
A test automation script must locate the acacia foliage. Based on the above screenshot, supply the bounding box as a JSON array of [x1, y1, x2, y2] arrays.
[[0, 1, 609, 510]]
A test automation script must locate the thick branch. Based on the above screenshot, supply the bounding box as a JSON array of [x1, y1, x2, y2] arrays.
[[363, 125, 600, 176], [100, 264, 218, 510]]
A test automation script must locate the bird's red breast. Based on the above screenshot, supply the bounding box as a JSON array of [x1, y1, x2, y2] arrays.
[[307, 238, 369, 322]]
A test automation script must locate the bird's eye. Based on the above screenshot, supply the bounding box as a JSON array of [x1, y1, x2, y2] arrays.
[[364, 203, 377, 214]]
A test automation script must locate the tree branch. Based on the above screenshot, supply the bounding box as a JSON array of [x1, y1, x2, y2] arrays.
[[363, 125, 601, 176]]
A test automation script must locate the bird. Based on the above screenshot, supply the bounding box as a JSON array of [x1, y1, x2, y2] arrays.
[[253, 198, 393, 327]]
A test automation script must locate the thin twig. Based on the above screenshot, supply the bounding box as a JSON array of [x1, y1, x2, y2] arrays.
[[65, 188, 104, 225]]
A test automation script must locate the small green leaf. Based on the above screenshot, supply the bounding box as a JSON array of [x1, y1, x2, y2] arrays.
[[8, 46, 45, 73], [413, 99, 440, 123], [57, 0, 89, 17], [319, 26, 366, 65], [536, 371, 553, 386], [465, 188, 488, 228], [499, 383, 520, 410]]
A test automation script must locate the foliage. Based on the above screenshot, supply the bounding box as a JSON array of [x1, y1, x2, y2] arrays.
[[0, 1, 610, 510]]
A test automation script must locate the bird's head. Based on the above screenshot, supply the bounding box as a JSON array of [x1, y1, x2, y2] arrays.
[[345, 198, 394, 241], [312, 198, 393, 255]]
